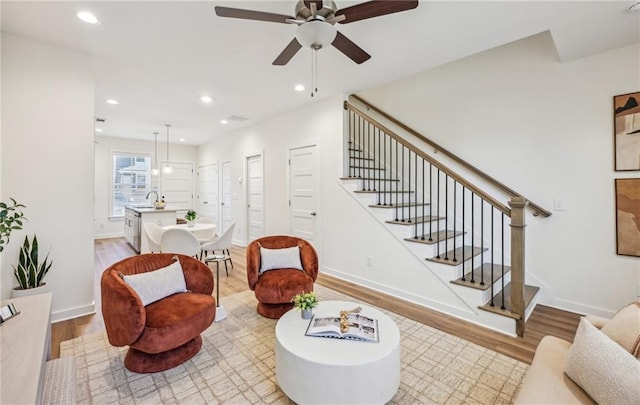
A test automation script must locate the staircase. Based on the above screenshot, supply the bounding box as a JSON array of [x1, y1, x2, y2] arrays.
[[340, 99, 547, 337]]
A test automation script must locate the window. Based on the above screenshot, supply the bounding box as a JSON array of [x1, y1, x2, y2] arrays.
[[112, 153, 151, 217]]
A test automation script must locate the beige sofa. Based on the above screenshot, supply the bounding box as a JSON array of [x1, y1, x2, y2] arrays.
[[515, 303, 640, 405]]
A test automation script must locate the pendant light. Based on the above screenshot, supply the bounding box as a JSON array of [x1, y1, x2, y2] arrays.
[[163, 124, 173, 175], [151, 131, 160, 176]]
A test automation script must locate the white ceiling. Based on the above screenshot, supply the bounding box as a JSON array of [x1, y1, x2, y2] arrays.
[[2, 1, 639, 146]]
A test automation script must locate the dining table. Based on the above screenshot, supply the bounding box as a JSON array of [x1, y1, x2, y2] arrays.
[[162, 223, 217, 233]]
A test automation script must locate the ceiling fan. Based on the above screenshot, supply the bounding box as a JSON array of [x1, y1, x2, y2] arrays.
[[214, 1, 419, 66]]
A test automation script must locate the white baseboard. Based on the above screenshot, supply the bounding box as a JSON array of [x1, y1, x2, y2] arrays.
[[51, 302, 96, 323], [94, 233, 124, 240], [546, 298, 616, 318]]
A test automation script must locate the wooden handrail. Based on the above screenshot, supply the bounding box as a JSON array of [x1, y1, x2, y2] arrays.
[[345, 101, 511, 217], [348, 95, 552, 218]]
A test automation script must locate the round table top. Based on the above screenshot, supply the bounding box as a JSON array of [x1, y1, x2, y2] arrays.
[[162, 223, 217, 232], [275, 300, 400, 367]]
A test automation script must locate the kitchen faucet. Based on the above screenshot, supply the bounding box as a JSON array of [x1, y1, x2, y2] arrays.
[[145, 191, 159, 202]]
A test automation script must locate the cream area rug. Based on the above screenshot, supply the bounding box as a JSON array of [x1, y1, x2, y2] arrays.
[[61, 285, 528, 404]]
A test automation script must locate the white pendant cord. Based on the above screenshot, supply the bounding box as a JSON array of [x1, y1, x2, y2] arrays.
[[152, 132, 159, 176], [163, 124, 173, 174]]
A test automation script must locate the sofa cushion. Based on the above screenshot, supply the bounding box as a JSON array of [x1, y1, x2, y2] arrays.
[[122, 258, 187, 306], [131, 292, 215, 354], [600, 300, 640, 358], [565, 318, 640, 405], [514, 335, 594, 405], [254, 269, 314, 304], [259, 245, 303, 273]]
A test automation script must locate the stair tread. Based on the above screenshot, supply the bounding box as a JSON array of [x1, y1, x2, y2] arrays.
[[340, 177, 399, 182], [450, 263, 512, 290], [355, 190, 414, 194], [478, 283, 540, 319], [369, 202, 429, 208], [350, 157, 374, 161], [386, 216, 443, 225], [405, 230, 464, 245], [426, 245, 487, 266], [350, 166, 385, 170]]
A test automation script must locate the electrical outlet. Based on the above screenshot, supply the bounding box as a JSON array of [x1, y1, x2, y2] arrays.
[[99, 222, 105, 229], [553, 199, 565, 211], [365, 256, 372, 267]]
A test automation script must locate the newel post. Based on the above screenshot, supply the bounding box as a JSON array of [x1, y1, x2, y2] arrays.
[[509, 197, 528, 337]]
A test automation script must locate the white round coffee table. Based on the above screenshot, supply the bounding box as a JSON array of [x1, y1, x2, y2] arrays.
[[275, 300, 401, 405]]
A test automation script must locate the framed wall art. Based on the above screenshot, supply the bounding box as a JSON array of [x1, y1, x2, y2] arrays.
[[615, 178, 640, 257], [614, 91, 640, 171]]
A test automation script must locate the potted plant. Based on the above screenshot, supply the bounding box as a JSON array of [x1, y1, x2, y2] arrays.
[[185, 209, 197, 227], [292, 291, 319, 319], [12, 234, 53, 297], [0, 198, 26, 252]]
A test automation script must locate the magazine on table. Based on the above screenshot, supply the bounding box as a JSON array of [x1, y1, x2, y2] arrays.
[[305, 311, 379, 342]]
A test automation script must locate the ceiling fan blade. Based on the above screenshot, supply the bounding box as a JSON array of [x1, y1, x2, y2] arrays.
[[273, 38, 303, 66], [214, 6, 293, 24], [332, 31, 371, 64], [336, 1, 418, 24]]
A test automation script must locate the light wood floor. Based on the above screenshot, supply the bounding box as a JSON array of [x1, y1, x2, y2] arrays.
[[51, 238, 582, 364]]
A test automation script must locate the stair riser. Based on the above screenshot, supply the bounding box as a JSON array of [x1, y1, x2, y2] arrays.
[[451, 271, 512, 304], [403, 235, 466, 257], [368, 205, 430, 220]]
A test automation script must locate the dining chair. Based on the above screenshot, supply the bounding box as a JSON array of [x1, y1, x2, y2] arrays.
[[160, 228, 201, 257], [144, 222, 165, 253], [194, 217, 217, 244], [201, 222, 235, 275]]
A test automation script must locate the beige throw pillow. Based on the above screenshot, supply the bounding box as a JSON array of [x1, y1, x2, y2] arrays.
[[122, 257, 187, 306], [259, 245, 303, 274], [565, 318, 640, 405], [600, 300, 640, 358]]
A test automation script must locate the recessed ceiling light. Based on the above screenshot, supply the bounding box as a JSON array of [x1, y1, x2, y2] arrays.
[[220, 119, 228, 125], [201, 96, 213, 103], [106, 99, 119, 105], [627, 1, 640, 11], [179, 138, 185, 142], [77, 11, 99, 24], [294, 84, 305, 92], [95, 128, 103, 132]]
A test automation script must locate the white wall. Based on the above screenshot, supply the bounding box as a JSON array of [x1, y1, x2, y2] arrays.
[[357, 32, 640, 317], [94, 135, 198, 238], [1, 34, 95, 321], [200, 32, 639, 321]]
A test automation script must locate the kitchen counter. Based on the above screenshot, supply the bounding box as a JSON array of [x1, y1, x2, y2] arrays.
[[124, 205, 184, 213], [124, 206, 184, 253]]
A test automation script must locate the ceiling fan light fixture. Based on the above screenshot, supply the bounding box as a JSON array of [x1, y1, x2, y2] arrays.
[[294, 84, 305, 92], [295, 21, 337, 49]]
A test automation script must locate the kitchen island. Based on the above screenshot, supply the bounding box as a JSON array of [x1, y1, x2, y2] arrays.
[[124, 205, 183, 253]]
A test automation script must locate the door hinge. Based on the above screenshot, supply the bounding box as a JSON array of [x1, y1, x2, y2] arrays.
[[289, 200, 291, 206], [288, 159, 291, 165]]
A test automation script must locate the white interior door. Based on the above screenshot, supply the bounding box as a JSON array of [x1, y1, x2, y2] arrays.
[[246, 154, 264, 243], [197, 163, 219, 224], [289, 145, 320, 247], [161, 162, 193, 210], [221, 161, 233, 232]]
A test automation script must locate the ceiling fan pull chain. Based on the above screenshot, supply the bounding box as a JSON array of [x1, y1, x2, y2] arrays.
[[314, 48, 319, 95], [310, 48, 314, 98]]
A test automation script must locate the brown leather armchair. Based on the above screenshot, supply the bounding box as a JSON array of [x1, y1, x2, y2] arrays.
[[246, 235, 318, 319], [101, 254, 216, 373]]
